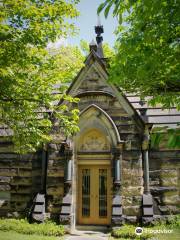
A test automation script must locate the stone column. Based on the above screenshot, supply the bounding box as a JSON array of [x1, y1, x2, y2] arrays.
[[142, 127, 150, 194], [112, 141, 124, 225], [66, 159, 72, 184], [115, 154, 121, 186], [59, 143, 73, 225], [142, 125, 154, 223]]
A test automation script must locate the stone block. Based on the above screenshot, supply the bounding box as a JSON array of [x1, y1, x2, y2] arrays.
[[142, 217, 154, 225], [48, 144, 57, 150], [163, 194, 179, 205], [123, 151, 141, 160], [150, 186, 177, 194], [160, 170, 177, 178], [62, 194, 72, 204], [48, 159, 64, 168], [47, 186, 63, 196], [112, 206, 122, 216], [11, 201, 27, 210], [159, 205, 180, 214], [0, 184, 10, 191], [33, 193, 45, 203], [162, 177, 178, 186], [18, 168, 32, 177], [11, 177, 32, 186], [61, 206, 71, 215], [143, 194, 153, 206], [122, 168, 143, 178], [122, 186, 143, 197], [12, 160, 32, 168], [11, 194, 31, 202], [11, 185, 32, 194], [48, 151, 61, 160], [132, 196, 142, 205], [112, 195, 122, 205], [0, 153, 18, 159], [143, 207, 153, 216], [34, 204, 45, 213], [0, 191, 10, 200], [0, 199, 10, 208], [123, 206, 141, 216], [32, 168, 41, 174], [123, 197, 133, 206], [0, 168, 17, 176], [49, 206, 61, 214], [0, 160, 12, 167], [125, 216, 137, 224], [112, 216, 125, 225], [46, 177, 64, 186], [47, 169, 64, 177]]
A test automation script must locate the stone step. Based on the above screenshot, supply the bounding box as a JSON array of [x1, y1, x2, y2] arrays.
[[76, 225, 110, 232]]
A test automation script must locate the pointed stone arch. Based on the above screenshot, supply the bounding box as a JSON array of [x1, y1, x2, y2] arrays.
[[72, 104, 121, 227], [75, 104, 121, 149]]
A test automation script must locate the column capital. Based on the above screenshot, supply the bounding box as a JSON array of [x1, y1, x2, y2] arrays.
[[142, 125, 152, 150], [114, 141, 124, 155]]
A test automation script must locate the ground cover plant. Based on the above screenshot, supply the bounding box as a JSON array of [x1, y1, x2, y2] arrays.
[[111, 215, 180, 239], [0, 218, 64, 237], [0, 231, 63, 240]]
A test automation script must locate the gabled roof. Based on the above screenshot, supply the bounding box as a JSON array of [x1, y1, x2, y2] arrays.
[[65, 49, 145, 131], [126, 94, 180, 129], [66, 50, 108, 95], [57, 49, 180, 130]]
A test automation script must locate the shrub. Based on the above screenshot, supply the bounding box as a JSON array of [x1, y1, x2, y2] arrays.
[[111, 215, 180, 239], [166, 214, 180, 228], [0, 218, 64, 236], [111, 225, 153, 239]]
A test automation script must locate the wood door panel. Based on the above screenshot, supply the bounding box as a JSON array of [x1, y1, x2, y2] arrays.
[[78, 165, 111, 225]]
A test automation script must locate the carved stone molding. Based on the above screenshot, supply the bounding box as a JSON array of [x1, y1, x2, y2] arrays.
[[79, 130, 110, 151]]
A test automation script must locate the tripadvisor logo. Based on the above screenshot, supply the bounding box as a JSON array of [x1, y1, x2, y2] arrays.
[[135, 227, 143, 235]]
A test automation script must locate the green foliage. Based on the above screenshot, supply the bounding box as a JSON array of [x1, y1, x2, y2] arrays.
[[111, 225, 153, 239], [151, 126, 180, 149], [0, 218, 64, 237], [98, 0, 180, 110], [49, 45, 84, 84], [0, 0, 81, 153], [111, 215, 180, 239], [166, 214, 180, 228], [0, 231, 61, 240]]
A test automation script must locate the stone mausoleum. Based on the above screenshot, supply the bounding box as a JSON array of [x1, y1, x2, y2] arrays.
[[0, 24, 179, 230]]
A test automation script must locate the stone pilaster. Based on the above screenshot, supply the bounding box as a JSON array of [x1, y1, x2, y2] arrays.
[[112, 141, 124, 225], [59, 144, 73, 224], [142, 125, 154, 224]]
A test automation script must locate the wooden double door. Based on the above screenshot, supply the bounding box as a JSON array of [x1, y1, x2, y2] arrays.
[[77, 165, 111, 225]]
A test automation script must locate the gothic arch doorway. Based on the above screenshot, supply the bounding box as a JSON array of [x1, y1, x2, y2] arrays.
[[72, 105, 121, 227], [77, 128, 112, 225]]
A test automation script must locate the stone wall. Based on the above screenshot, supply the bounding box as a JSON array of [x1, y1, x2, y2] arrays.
[[46, 136, 66, 219], [0, 138, 42, 217], [77, 95, 144, 220], [149, 149, 180, 215], [0, 134, 66, 220]]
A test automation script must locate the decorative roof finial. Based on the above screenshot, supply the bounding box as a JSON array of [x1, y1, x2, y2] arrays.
[[95, 16, 104, 58], [97, 15, 101, 26], [89, 39, 97, 52]]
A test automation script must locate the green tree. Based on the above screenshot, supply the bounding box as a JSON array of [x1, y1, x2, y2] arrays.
[[0, 0, 81, 153], [98, 0, 180, 148], [98, 0, 180, 109]]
